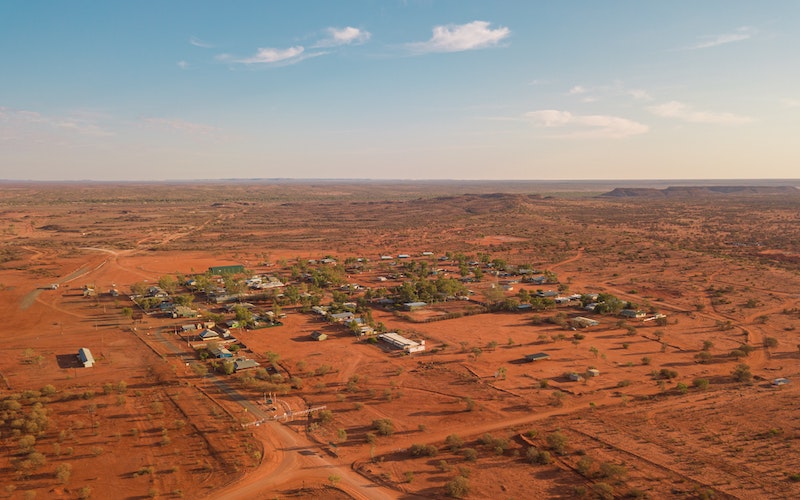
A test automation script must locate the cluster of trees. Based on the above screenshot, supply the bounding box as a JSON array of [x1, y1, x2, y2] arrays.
[[393, 277, 469, 304]]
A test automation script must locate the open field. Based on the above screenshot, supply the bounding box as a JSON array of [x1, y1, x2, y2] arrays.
[[1, 180, 800, 499]]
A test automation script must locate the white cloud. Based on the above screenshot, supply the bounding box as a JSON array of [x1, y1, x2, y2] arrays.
[[568, 85, 587, 95], [177, 60, 189, 70], [629, 89, 652, 101], [217, 45, 325, 66], [141, 117, 219, 135], [408, 21, 510, 53], [525, 109, 649, 138], [190, 36, 214, 48], [648, 101, 752, 124], [685, 26, 756, 50], [781, 98, 800, 108], [314, 26, 371, 48]]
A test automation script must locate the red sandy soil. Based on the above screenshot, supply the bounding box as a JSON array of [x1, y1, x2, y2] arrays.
[[1, 182, 799, 499]]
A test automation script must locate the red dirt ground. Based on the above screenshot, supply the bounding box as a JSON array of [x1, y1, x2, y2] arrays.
[[1, 182, 799, 499]]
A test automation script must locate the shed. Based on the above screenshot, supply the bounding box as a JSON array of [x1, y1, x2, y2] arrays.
[[77, 348, 95, 368], [403, 301, 427, 311], [524, 353, 550, 362], [587, 368, 600, 377], [234, 358, 261, 372], [310, 331, 328, 341], [773, 378, 790, 386]]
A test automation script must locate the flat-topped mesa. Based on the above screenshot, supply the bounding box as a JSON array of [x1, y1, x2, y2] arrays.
[[600, 185, 800, 198]]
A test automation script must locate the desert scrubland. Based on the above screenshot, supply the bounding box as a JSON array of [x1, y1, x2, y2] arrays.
[[1, 180, 799, 500]]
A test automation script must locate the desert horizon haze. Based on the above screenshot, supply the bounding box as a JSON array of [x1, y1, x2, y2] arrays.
[[2, 1, 800, 181]]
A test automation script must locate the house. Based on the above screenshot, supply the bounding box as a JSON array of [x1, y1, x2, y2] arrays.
[[403, 302, 427, 311], [587, 368, 600, 377], [397, 254, 410, 259], [421, 251, 434, 256], [620, 309, 647, 319], [378, 332, 426, 353], [380, 255, 394, 260], [234, 358, 260, 372], [356, 325, 375, 337], [524, 353, 550, 362], [536, 290, 558, 298], [208, 345, 233, 358], [77, 348, 95, 368], [329, 312, 355, 323], [310, 331, 328, 341], [199, 329, 220, 341]]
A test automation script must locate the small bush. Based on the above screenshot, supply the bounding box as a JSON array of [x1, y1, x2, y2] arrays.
[[444, 476, 470, 498]]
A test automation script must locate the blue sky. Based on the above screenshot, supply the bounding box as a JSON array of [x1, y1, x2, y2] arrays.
[[1, 1, 799, 181]]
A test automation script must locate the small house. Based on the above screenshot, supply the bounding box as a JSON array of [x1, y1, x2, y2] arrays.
[[209, 345, 233, 358], [587, 368, 600, 377], [620, 309, 647, 319], [403, 302, 427, 311], [199, 329, 220, 341]]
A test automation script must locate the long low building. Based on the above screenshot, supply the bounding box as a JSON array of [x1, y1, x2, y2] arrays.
[[378, 332, 426, 353]]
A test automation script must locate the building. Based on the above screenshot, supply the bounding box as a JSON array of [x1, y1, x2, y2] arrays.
[[378, 332, 426, 353], [403, 302, 427, 311], [234, 358, 260, 372], [77, 348, 95, 368], [310, 331, 328, 341], [524, 353, 550, 362], [620, 309, 647, 319], [208, 345, 233, 358], [199, 329, 220, 341], [571, 317, 600, 328]]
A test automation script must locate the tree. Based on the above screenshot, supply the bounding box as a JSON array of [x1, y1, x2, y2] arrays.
[[732, 363, 752, 383], [372, 419, 394, 436]]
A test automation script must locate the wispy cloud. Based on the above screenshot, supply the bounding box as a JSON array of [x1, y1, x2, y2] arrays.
[[217, 45, 324, 66], [525, 109, 649, 139], [408, 21, 510, 53], [177, 60, 189, 70], [190, 36, 214, 48], [313, 26, 371, 48], [781, 98, 800, 108], [685, 26, 756, 50], [628, 89, 652, 101], [648, 101, 752, 124], [0, 106, 113, 137], [141, 117, 219, 135]]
